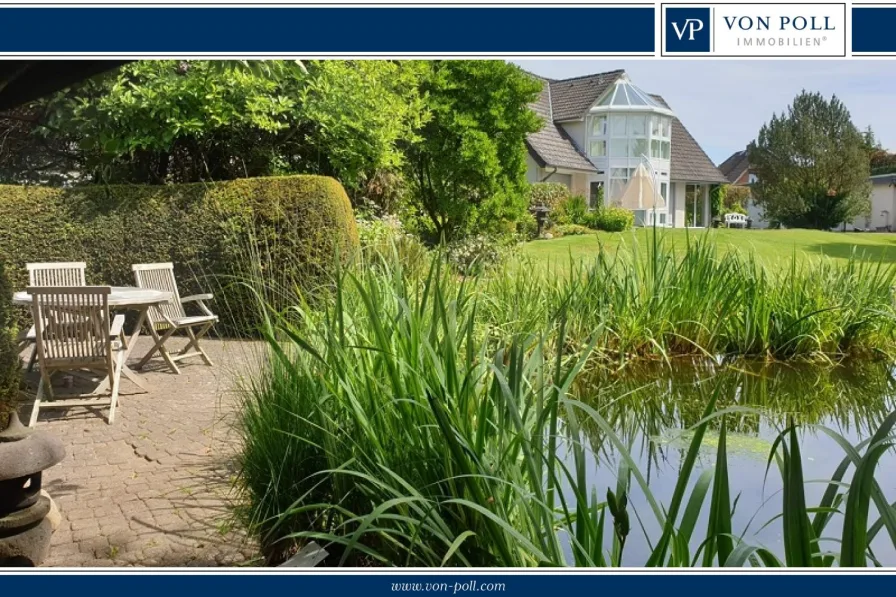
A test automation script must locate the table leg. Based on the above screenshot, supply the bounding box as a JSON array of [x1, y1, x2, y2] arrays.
[[96, 307, 152, 394]]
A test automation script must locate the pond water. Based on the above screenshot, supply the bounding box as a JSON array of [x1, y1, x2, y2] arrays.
[[572, 359, 896, 566]]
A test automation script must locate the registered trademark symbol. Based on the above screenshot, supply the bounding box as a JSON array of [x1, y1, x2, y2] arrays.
[[823, 36, 828, 41]]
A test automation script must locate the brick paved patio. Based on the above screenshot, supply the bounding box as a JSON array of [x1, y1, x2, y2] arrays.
[[18, 338, 262, 567]]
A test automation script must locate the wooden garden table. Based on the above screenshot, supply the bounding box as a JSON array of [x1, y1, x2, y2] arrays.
[[13, 286, 172, 392]]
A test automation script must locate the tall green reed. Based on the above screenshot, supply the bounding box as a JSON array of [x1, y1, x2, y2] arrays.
[[487, 232, 896, 366], [237, 244, 896, 567]]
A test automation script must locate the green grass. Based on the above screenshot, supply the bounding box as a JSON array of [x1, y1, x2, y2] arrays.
[[235, 249, 896, 567], [520, 228, 896, 268]]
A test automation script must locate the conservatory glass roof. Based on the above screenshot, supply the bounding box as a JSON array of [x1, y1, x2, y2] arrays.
[[594, 77, 673, 114]]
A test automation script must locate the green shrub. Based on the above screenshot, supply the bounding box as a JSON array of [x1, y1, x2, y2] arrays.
[[555, 224, 594, 237], [356, 213, 430, 276], [516, 211, 539, 240], [0, 261, 20, 427], [528, 182, 569, 210], [0, 175, 359, 335], [589, 206, 634, 232], [446, 235, 508, 277], [554, 194, 589, 225]]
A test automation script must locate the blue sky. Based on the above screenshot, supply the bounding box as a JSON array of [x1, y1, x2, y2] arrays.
[[512, 60, 895, 166]]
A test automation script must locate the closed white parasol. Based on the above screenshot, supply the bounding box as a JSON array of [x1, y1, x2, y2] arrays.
[[616, 163, 666, 210]]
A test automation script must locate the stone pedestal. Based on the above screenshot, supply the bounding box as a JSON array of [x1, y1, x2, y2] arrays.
[[0, 496, 54, 566]]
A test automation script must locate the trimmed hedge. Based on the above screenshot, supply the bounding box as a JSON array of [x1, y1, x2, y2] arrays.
[[0, 175, 359, 335], [0, 261, 21, 424]]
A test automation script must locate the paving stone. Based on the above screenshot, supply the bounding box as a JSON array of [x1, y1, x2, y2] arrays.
[[17, 338, 259, 568]]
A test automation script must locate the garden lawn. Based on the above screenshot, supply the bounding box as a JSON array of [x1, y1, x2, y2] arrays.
[[520, 228, 896, 268]]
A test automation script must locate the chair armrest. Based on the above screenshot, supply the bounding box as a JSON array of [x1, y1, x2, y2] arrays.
[[110, 314, 126, 339], [181, 294, 215, 317], [181, 294, 213, 303]]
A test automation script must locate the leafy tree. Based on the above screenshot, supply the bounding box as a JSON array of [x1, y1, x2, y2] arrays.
[[863, 127, 896, 176], [404, 61, 542, 239], [1, 60, 426, 199], [748, 91, 871, 229]]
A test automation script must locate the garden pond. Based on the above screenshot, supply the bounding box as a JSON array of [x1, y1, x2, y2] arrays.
[[573, 359, 896, 565]]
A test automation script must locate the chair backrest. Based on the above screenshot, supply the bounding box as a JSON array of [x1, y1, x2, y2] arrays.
[[27, 262, 87, 287], [28, 286, 112, 365], [132, 263, 185, 325]]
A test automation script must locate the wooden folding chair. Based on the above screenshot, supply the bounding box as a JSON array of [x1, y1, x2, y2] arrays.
[[28, 286, 126, 425], [132, 263, 218, 374], [22, 262, 87, 372]]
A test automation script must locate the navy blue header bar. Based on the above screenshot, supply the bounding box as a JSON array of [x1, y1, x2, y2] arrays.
[[0, 7, 655, 54], [853, 6, 896, 53], [4, 573, 896, 594]]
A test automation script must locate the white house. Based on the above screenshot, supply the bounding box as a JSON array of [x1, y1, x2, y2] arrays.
[[525, 70, 727, 227], [845, 174, 896, 231]]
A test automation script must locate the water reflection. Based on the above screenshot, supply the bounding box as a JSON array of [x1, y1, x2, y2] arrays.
[[570, 359, 896, 565]]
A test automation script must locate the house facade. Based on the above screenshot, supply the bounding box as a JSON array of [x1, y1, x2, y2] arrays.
[[525, 70, 727, 227], [845, 174, 896, 231]]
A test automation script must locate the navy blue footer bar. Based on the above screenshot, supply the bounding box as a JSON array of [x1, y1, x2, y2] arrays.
[[3, 574, 896, 595], [0, 6, 655, 54]]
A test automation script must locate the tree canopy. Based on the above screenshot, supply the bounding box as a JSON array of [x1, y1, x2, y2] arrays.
[[403, 60, 542, 239], [0, 60, 426, 196], [748, 91, 871, 229]]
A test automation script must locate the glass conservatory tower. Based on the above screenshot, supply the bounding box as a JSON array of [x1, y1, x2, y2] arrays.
[[585, 74, 675, 224]]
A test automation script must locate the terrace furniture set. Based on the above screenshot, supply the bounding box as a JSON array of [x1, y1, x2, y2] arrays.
[[13, 262, 218, 425]]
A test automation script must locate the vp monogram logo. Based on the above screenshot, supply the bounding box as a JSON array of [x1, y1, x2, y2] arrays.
[[665, 7, 711, 52], [671, 18, 704, 41]]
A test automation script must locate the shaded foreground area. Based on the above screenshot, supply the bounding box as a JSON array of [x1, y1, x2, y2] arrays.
[[236, 243, 896, 567]]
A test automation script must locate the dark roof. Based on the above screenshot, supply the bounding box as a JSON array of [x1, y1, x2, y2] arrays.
[[0, 61, 127, 111], [651, 94, 728, 184], [525, 76, 597, 173], [547, 70, 625, 122], [718, 150, 750, 183]]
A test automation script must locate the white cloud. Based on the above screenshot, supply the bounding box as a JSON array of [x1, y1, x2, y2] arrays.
[[512, 60, 896, 164]]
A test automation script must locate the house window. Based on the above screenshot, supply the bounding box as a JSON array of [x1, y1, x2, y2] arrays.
[[660, 182, 668, 202], [628, 115, 647, 137], [685, 184, 706, 227], [592, 116, 608, 136], [630, 138, 649, 158], [610, 115, 627, 137], [609, 168, 633, 203], [609, 140, 628, 158], [589, 181, 604, 209], [589, 140, 607, 157]]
